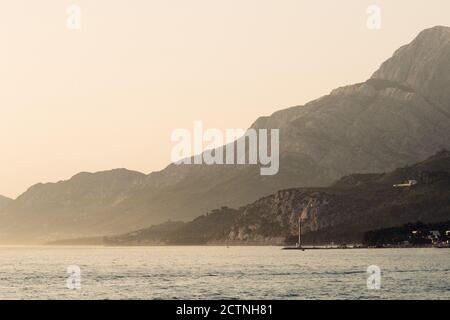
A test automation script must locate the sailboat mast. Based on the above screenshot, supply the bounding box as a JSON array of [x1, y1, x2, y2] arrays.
[[298, 215, 301, 247]]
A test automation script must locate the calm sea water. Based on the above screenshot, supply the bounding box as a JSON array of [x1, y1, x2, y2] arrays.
[[0, 246, 448, 300]]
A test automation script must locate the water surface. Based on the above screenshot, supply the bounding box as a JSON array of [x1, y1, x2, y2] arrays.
[[0, 246, 448, 299]]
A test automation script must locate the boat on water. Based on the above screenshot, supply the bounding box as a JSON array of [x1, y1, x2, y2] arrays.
[[282, 209, 306, 251]]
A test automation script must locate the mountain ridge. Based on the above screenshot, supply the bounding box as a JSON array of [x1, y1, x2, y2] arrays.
[[1, 26, 450, 242]]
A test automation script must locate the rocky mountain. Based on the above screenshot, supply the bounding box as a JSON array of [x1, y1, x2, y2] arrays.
[[1, 26, 450, 242], [0, 195, 12, 211], [102, 25, 450, 229], [105, 150, 450, 246]]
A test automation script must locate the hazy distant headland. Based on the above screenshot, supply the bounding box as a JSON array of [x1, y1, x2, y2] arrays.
[[1, 26, 450, 244]]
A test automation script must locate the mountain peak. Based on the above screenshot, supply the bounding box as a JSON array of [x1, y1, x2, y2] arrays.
[[416, 25, 450, 38], [408, 25, 450, 53], [371, 26, 450, 107], [70, 168, 145, 181]]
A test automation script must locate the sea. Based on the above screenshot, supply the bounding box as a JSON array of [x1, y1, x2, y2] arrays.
[[0, 246, 448, 300]]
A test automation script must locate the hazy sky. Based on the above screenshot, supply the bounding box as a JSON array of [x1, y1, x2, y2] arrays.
[[1, 0, 449, 198]]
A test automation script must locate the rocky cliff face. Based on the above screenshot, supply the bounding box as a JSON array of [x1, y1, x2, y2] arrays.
[[105, 151, 450, 246], [226, 189, 369, 244], [1, 27, 450, 242], [227, 150, 450, 244]]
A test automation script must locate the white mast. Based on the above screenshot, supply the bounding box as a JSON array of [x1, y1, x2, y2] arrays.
[[298, 200, 313, 248], [298, 215, 302, 248]]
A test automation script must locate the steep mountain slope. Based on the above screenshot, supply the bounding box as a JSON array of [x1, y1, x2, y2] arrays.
[[372, 26, 450, 109], [0, 195, 12, 211], [102, 26, 450, 229], [1, 26, 450, 242], [106, 150, 450, 245]]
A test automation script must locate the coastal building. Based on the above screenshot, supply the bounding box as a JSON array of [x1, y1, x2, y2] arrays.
[[428, 230, 441, 239], [393, 180, 418, 188]]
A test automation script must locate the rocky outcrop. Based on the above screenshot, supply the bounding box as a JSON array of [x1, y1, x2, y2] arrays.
[[105, 151, 450, 246], [229, 151, 450, 244]]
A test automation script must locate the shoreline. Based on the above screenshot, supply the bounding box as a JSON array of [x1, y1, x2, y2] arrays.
[[0, 243, 448, 249]]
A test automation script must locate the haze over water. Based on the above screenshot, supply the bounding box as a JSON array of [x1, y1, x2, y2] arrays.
[[0, 246, 448, 300]]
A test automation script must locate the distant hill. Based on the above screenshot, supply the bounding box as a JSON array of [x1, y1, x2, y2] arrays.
[[2, 26, 450, 242], [0, 169, 146, 242], [105, 151, 450, 245], [104, 207, 239, 246]]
